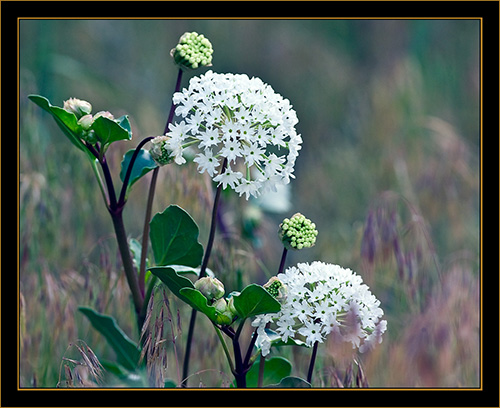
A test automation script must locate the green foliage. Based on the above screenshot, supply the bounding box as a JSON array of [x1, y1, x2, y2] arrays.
[[232, 284, 281, 319], [28, 94, 133, 154], [78, 307, 140, 371], [149, 266, 194, 304], [179, 287, 218, 322], [28, 94, 91, 156], [267, 376, 311, 388], [149, 205, 204, 267], [90, 114, 132, 148], [119, 148, 158, 194], [245, 356, 292, 387]]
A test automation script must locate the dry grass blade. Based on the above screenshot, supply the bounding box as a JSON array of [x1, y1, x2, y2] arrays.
[[57, 340, 104, 388]]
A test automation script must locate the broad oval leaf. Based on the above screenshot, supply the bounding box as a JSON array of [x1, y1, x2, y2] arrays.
[[150, 205, 204, 267], [28, 94, 88, 154], [266, 376, 311, 388], [91, 115, 132, 146], [78, 306, 140, 371], [179, 287, 218, 323], [149, 266, 194, 304], [245, 356, 292, 388], [232, 284, 281, 319]]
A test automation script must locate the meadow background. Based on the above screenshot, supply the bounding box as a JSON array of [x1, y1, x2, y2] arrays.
[[19, 19, 480, 388]]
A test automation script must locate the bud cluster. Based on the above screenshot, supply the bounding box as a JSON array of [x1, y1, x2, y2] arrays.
[[279, 213, 318, 250], [63, 97, 116, 145], [194, 277, 235, 325], [171, 32, 213, 70]]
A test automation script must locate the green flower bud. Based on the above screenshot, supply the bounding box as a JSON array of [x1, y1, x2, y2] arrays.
[[213, 298, 234, 325], [149, 136, 174, 166], [227, 296, 238, 316], [77, 114, 93, 130], [194, 276, 225, 301], [278, 213, 318, 251], [63, 97, 92, 119], [170, 31, 213, 71], [263, 276, 287, 303]]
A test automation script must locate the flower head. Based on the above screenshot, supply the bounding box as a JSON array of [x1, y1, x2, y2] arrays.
[[168, 71, 302, 199], [279, 213, 318, 250], [252, 262, 387, 355], [171, 32, 213, 70]]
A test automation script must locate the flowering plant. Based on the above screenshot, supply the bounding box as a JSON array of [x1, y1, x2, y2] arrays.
[[28, 31, 386, 388]]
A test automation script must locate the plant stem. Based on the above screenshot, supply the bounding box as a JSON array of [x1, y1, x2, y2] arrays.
[[85, 142, 144, 327], [164, 69, 184, 134], [117, 135, 155, 208], [257, 352, 266, 387], [232, 336, 246, 388], [110, 209, 144, 320], [199, 158, 228, 279], [278, 247, 288, 274], [213, 324, 235, 374], [306, 340, 319, 384], [243, 327, 259, 368], [181, 158, 228, 386], [138, 167, 159, 296], [135, 68, 184, 322]]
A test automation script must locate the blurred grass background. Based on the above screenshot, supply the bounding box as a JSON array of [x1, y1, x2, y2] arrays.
[[19, 19, 480, 388]]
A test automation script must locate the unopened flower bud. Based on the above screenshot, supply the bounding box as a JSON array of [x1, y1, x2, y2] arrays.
[[77, 114, 93, 130], [149, 136, 174, 166], [171, 31, 213, 70], [194, 277, 225, 301], [213, 298, 234, 325], [263, 276, 287, 303], [93, 111, 115, 121], [227, 296, 238, 316], [278, 213, 318, 250], [63, 97, 92, 119]]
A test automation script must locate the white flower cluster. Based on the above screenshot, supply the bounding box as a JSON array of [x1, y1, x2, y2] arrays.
[[253, 262, 387, 356], [160, 71, 302, 199]]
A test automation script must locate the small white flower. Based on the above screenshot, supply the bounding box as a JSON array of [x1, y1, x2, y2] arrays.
[[234, 178, 261, 200], [219, 139, 243, 163], [193, 150, 219, 177], [213, 168, 242, 190]]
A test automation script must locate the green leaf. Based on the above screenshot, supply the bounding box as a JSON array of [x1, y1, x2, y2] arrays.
[[28, 94, 89, 154], [91, 115, 132, 147], [167, 264, 214, 278], [245, 356, 292, 387], [164, 379, 177, 388], [149, 266, 195, 304], [149, 267, 221, 323], [120, 148, 158, 191], [150, 205, 204, 267], [266, 376, 311, 388], [232, 284, 281, 319], [179, 287, 218, 323], [78, 306, 140, 371]]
